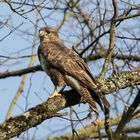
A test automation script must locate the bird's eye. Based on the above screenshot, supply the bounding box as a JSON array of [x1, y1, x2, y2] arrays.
[[46, 30, 50, 34]]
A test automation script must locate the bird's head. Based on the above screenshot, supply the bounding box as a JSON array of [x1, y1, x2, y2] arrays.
[[38, 26, 59, 43]]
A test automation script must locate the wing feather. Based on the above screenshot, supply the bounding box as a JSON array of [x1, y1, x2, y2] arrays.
[[39, 43, 109, 109], [46, 44, 97, 89]]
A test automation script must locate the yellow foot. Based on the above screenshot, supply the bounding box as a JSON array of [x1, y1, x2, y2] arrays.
[[49, 90, 61, 98], [92, 117, 100, 126]]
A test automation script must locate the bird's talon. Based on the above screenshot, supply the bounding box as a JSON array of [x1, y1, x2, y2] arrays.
[[49, 90, 61, 98]]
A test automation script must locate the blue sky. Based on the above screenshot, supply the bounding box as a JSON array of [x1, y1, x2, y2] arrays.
[[0, 1, 139, 139], [0, 2, 98, 139]]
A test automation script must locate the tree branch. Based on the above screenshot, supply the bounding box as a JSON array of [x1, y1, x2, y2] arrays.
[[48, 112, 140, 140], [114, 89, 140, 139], [1, 52, 140, 79], [0, 65, 42, 79], [87, 52, 140, 62], [97, 68, 140, 94], [100, 0, 118, 79], [0, 90, 81, 140], [117, 13, 140, 21], [0, 68, 140, 139]]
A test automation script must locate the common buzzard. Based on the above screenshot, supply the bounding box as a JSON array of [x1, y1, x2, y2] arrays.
[[38, 26, 109, 113]]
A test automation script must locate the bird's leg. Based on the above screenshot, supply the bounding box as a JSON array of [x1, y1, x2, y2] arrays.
[[49, 86, 61, 98], [93, 112, 99, 126]]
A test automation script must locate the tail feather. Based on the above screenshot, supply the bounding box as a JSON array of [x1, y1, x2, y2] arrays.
[[89, 88, 110, 112], [80, 86, 110, 113], [81, 87, 98, 113]]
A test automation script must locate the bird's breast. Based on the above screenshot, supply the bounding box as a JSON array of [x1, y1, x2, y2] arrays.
[[39, 53, 50, 75]]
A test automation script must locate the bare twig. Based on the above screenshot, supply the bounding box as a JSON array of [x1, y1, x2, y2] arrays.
[[117, 13, 140, 21], [100, 0, 118, 79], [0, 65, 42, 79], [87, 52, 140, 62], [1, 52, 140, 79], [48, 112, 140, 140], [114, 89, 140, 139], [5, 20, 38, 120]]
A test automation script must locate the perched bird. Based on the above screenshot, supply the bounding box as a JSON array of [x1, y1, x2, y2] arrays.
[[38, 26, 109, 113]]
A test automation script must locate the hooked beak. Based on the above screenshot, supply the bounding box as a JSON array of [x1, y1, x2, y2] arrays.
[[39, 30, 45, 37]]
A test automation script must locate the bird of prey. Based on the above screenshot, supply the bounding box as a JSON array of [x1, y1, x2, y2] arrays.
[[38, 26, 109, 113]]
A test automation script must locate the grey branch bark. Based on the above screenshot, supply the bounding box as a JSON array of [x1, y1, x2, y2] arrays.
[[114, 89, 140, 139], [0, 65, 42, 79], [48, 113, 140, 140], [0, 68, 140, 139]]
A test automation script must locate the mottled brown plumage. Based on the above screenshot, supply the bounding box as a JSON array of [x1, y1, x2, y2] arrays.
[[38, 26, 109, 112]]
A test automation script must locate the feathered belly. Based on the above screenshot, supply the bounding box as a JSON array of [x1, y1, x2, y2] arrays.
[[39, 53, 66, 87], [39, 53, 50, 75]]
